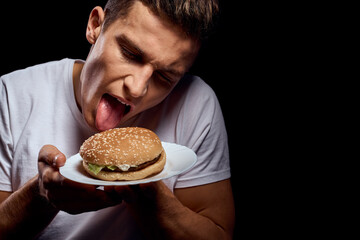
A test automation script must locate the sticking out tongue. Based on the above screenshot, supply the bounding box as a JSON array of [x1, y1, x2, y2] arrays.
[[95, 94, 125, 131]]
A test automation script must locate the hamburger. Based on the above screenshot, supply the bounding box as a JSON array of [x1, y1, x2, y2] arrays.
[[79, 127, 166, 181]]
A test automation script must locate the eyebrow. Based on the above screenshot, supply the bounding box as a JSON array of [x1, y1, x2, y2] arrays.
[[116, 34, 184, 78]]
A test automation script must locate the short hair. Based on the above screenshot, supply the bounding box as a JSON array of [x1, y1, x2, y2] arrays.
[[103, 0, 219, 40]]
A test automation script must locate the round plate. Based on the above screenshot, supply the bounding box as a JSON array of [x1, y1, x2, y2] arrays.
[[59, 142, 197, 186]]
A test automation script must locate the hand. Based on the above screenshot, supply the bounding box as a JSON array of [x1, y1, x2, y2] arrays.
[[37, 145, 123, 214], [115, 181, 172, 215]]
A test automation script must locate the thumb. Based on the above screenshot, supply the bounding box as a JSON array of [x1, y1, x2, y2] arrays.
[[38, 145, 66, 168]]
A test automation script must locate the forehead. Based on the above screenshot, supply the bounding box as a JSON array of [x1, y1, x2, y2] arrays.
[[105, 1, 199, 71]]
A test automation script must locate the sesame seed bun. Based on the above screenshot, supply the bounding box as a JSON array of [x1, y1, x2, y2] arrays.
[[79, 127, 166, 181]]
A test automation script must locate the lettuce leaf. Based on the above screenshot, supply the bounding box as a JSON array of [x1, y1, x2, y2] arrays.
[[87, 163, 104, 175], [87, 163, 118, 175], [106, 165, 117, 171]]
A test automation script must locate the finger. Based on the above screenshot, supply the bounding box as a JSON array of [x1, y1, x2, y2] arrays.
[[49, 181, 122, 214], [62, 179, 121, 203], [137, 182, 159, 198], [38, 145, 66, 168], [114, 185, 137, 203], [127, 182, 164, 202], [61, 178, 94, 190], [39, 164, 65, 192]]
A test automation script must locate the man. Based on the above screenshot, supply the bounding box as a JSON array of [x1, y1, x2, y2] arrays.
[[0, 0, 234, 239]]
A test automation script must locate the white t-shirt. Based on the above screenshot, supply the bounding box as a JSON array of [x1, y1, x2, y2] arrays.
[[0, 59, 230, 239]]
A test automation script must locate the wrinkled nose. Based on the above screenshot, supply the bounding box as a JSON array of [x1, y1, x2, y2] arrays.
[[124, 65, 153, 98]]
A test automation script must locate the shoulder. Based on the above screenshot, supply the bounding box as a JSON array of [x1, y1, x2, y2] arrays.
[[164, 74, 226, 146], [166, 74, 219, 114], [174, 74, 217, 101], [1, 59, 74, 102], [178, 75, 222, 119], [167, 76, 230, 188], [1, 58, 73, 86], [1, 58, 76, 121]]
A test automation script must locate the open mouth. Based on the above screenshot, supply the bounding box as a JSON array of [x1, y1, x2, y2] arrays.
[[117, 97, 132, 115], [95, 94, 132, 131]]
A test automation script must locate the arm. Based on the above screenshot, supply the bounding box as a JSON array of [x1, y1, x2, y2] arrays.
[[120, 179, 235, 240], [174, 180, 235, 239], [0, 177, 59, 239], [0, 145, 123, 239], [0, 191, 11, 203]]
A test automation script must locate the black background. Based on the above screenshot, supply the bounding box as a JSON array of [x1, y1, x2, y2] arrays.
[[0, 1, 242, 239]]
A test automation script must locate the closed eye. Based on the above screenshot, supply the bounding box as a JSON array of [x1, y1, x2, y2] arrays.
[[121, 46, 142, 62], [157, 71, 172, 82]]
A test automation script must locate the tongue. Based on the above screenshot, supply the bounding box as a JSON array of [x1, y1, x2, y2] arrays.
[[95, 94, 125, 131]]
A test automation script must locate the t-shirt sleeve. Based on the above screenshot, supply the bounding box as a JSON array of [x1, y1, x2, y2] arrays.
[[0, 77, 13, 192], [174, 79, 230, 188]]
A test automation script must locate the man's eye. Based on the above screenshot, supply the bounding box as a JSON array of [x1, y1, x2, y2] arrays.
[[121, 47, 141, 61], [157, 71, 173, 83]]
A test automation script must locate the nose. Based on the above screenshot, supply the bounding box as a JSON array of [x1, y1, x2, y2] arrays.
[[124, 65, 153, 98]]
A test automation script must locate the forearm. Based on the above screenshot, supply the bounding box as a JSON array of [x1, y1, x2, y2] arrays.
[[125, 183, 231, 240], [156, 197, 229, 240], [0, 176, 59, 239]]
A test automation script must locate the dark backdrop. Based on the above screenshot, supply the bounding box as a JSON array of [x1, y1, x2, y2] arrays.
[[0, 1, 240, 239]]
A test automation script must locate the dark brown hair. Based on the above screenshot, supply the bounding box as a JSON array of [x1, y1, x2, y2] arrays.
[[103, 0, 219, 40]]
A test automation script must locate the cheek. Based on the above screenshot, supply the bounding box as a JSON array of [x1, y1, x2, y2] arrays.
[[80, 46, 115, 104], [80, 68, 102, 105], [79, 60, 106, 120]]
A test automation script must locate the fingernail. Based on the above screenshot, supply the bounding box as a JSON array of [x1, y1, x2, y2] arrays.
[[53, 154, 60, 167]]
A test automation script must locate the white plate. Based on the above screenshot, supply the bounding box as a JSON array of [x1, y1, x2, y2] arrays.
[[60, 142, 197, 186]]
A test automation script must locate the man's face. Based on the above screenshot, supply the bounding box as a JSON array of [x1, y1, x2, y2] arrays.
[[77, 2, 200, 132]]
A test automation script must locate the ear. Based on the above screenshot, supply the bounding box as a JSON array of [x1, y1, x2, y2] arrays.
[[86, 6, 105, 44]]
